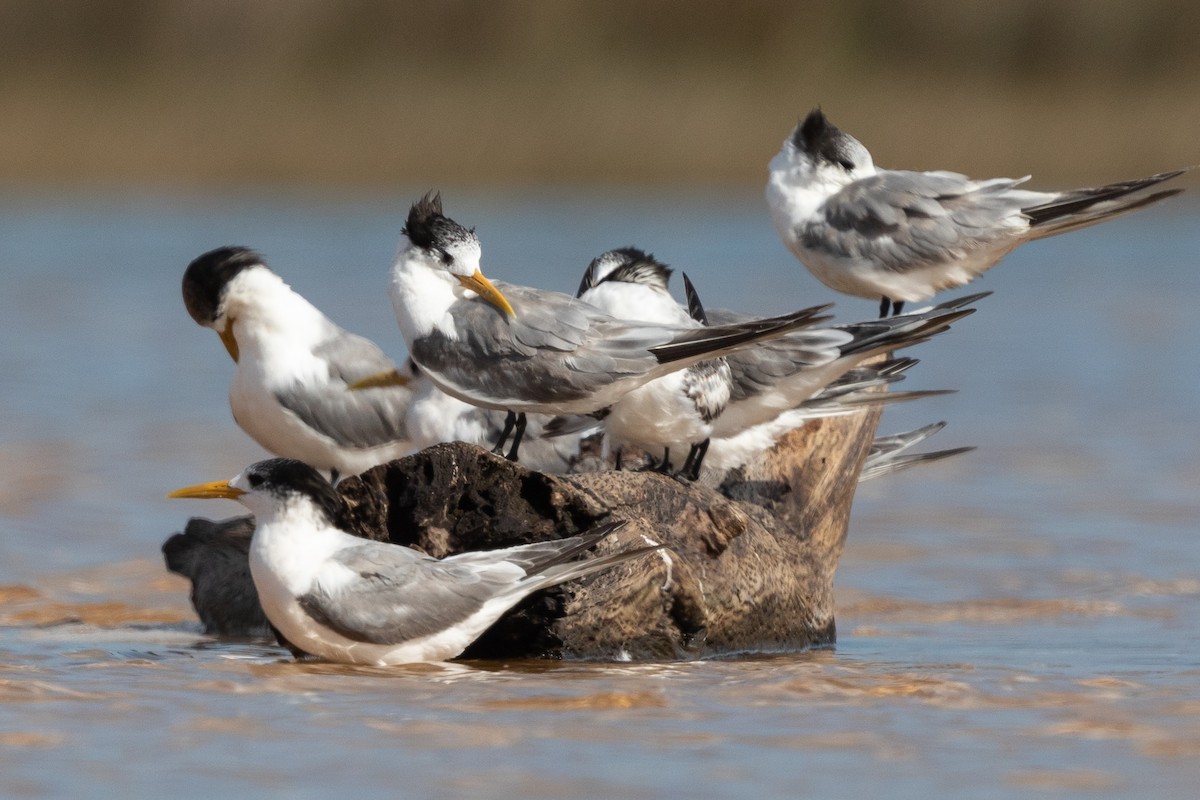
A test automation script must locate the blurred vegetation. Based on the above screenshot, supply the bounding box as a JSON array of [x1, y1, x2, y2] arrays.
[[0, 0, 1197, 187]]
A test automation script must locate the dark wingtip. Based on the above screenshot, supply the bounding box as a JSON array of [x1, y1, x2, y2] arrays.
[[681, 273, 709, 325]]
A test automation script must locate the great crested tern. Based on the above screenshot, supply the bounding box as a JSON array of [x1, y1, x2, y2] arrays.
[[574, 246, 979, 446], [767, 108, 1187, 316], [385, 193, 835, 462], [183, 247, 415, 483], [576, 248, 732, 479], [169, 457, 658, 665]]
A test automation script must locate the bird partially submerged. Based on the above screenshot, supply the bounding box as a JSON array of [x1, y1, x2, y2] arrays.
[[169, 458, 660, 665]]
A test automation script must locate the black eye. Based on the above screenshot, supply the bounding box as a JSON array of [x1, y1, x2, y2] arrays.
[[438, 249, 454, 266], [837, 159, 854, 170], [248, 473, 264, 488]]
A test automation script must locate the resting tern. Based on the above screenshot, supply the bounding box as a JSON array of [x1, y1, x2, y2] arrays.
[[576, 248, 732, 479], [169, 457, 658, 665], [767, 108, 1186, 316], [384, 193, 834, 462], [574, 246, 978, 448], [182, 247, 415, 482]]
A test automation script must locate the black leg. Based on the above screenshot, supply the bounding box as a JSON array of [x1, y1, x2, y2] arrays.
[[892, 299, 905, 316], [504, 412, 528, 462], [614, 447, 624, 471], [656, 447, 673, 474], [879, 296, 890, 318], [679, 439, 710, 482], [492, 411, 516, 454], [329, 468, 340, 485]]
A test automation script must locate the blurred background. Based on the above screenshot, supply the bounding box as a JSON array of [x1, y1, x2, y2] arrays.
[[2, 4, 1200, 798], [1, 0, 1197, 189]]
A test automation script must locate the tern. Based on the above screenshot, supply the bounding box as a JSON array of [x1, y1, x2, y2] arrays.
[[767, 108, 1186, 316], [574, 246, 977, 451], [384, 193, 835, 462], [576, 248, 732, 479], [183, 247, 415, 483], [169, 457, 658, 665]]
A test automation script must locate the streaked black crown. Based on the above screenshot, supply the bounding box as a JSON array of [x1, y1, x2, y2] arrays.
[[244, 458, 342, 522], [793, 107, 860, 170], [182, 246, 263, 325], [403, 191, 475, 257], [579, 247, 673, 297]]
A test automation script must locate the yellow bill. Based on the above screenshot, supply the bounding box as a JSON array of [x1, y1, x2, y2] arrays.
[[457, 270, 516, 318], [218, 325, 240, 363], [346, 369, 411, 391], [167, 479, 245, 501]]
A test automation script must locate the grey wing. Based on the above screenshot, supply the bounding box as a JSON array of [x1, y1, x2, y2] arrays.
[[802, 170, 1031, 271], [297, 543, 519, 645], [410, 283, 668, 406], [706, 308, 848, 403], [275, 332, 413, 449]]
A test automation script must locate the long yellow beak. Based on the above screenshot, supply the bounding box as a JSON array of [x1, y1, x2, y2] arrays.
[[457, 270, 515, 318], [346, 369, 412, 391], [167, 479, 245, 501], [218, 325, 239, 363]]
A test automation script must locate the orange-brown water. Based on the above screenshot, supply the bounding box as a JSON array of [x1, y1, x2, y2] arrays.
[[1, 193, 1198, 797]]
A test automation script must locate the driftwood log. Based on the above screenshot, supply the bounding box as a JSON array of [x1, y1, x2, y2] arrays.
[[163, 405, 882, 660]]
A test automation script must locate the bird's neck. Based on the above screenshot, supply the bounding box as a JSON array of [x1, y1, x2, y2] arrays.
[[227, 271, 332, 357], [389, 246, 461, 343], [248, 497, 351, 593]]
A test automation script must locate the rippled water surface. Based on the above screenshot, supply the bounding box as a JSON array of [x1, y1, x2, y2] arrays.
[[1, 189, 1198, 798]]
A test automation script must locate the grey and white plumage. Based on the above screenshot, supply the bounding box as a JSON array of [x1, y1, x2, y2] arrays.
[[182, 247, 416, 481], [403, 360, 587, 473], [696, 357, 953, 485], [767, 108, 1187, 316], [706, 292, 982, 438], [386, 193, 833, 461], [859, 421, 975, 483], [169, 457, 657, 665], [576, 248, 733, 477], [572, 248, 976, 474]]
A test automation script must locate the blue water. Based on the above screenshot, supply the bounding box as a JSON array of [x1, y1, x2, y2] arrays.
[[0, 189, 1198, 798]]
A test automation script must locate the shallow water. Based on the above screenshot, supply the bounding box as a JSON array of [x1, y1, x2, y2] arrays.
[[1, 188, 1198, 797]]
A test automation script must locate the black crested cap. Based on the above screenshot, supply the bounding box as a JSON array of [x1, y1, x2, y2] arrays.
[[403, 190, 471, 251], [793, 107, 862, 168], [245, 458, 342, 522], [182, 246, 264, 325]]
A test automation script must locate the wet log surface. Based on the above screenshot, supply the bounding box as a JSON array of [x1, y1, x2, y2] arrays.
[[163, 406, 883, 661]]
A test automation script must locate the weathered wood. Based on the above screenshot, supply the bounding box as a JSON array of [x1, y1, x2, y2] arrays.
[[162, 405, 883, 660]]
